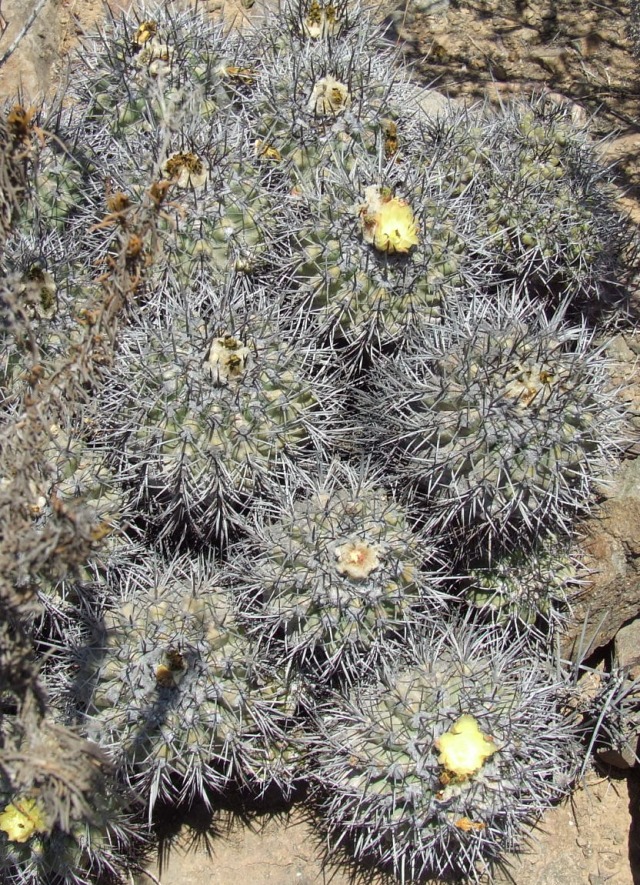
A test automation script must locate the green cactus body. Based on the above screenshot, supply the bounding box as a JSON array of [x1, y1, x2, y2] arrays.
[[248, 33, 403, 180], [86, 553, 304, 807], [311, 623, 583, 881], [420, 121, 492, 198], [0, 248, 101, 414], [157, 158, 278, 286], [93, 301, 345, 549], [464, 536, 582, 632], [416, 98, 631, 305], [361, 293, 626, 548], [287, 163, 478, 372], [229, 460, 447, 682], [24, 147, 92, 232], [69, 3, 258, 140]]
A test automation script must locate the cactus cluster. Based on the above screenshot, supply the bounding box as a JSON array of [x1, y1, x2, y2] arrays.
[[88, 291, 347, 549], [0, 0, 637, 882], [68, 549, 305, 808]]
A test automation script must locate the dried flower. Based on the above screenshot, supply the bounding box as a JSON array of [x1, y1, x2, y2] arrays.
[[308, 76, 350, 117], [163, 151, 208, 189]]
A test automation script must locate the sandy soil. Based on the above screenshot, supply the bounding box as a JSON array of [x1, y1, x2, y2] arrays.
[[138, 771, 639, 885]]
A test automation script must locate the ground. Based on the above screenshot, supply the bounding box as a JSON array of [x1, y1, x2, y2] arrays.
[[0, 0, 639, 882]]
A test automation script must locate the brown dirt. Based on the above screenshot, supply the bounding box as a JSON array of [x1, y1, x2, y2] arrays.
[[139, 772, 640, 885], [1, 0, 639, 882]]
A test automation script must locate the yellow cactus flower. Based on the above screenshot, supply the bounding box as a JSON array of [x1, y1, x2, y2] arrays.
[[132, 21, 158, 48], [359, 186, 419, 255], [435, 714, 497, 779], [0, 796, 48, 843]]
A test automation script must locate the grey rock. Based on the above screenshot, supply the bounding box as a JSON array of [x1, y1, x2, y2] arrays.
[[411, 0, 450, 13], [563, 456, 640, 660], [596, 744, 638, 770], [615, 618, 640, 680]]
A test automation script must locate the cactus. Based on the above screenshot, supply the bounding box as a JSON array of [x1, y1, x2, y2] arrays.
[[461, 535, 584, 635], [415, 97, 633, 308], [0, 0, 636, 879], [67, 2, 259, 141], [155, 148, 287, 289], [359, 290, 627, 551], [89, 293, 347, 550], [0, 229, 92, 410], [0, 784, 148, 885], [0, 717, 149, 885], [17, 427, 132, 659], [309, 621, 584, 882], [78, 549, 305, 811], [246, 19, 405, 178], [228, 459, 449, 683], [561, 658, 640, 772], [284, 149, 481, 374]]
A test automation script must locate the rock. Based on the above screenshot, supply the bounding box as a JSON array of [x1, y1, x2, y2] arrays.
[[406, 83, 459, 119], [390, 0, 449, 28], [596, 744, 638, 770], [563, 457, 640, 660], [411, 0, 450, 14], [615, 620, 640, 680]]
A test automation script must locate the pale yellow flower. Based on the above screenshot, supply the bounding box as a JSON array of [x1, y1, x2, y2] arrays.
[[308, 76, 351, 117], [334, 539, 381, 580], [206, 335, 251, 384], [435, 714, 497, 779], [359, 185, 419, 255]]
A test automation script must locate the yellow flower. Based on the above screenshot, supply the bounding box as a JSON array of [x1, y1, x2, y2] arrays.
[[0, 796, 48, 843], [359, 186, 419, 255], [435, 714, 497, 779], [132, 21, 158, 48]]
